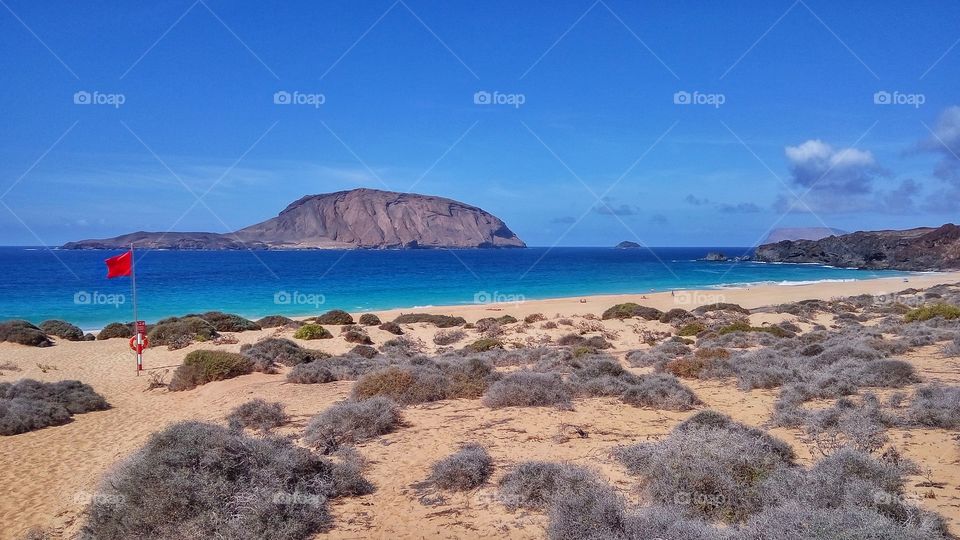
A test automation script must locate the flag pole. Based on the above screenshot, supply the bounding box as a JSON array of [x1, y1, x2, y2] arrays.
[[131, 244, 141, 375]]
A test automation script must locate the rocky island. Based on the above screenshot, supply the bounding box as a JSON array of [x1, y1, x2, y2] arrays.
[[615, 241, 641, 249], [754, 224, 960, 271], [62, 189, 526, 250]]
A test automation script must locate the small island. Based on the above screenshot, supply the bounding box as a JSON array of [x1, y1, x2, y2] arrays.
[[615, 241, 641, 249], [704, 252, 728, 261]]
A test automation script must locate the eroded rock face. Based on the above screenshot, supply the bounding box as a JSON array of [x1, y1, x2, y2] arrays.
[[62, 189, 526, 250], [754, 224, 960, 270]]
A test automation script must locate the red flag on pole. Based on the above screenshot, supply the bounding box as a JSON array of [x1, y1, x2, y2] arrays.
[[105, 251, 133, 278]]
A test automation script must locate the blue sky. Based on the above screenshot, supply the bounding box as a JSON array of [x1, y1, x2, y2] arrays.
[[0, 0, 958, 247]]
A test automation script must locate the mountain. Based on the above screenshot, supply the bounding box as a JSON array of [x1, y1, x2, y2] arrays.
[[754, 224, 960, 270], [62, 189, 526, 250], [761, 227, 846, 244]]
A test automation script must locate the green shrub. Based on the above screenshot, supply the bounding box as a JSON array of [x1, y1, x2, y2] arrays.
[[678, 322, 706, 336], [463, 338, 503, 352], [168, 350, 254, 391], [39, 320, 84, 341], [393, 313, 466, 327], [358, 313, 381, 326], [904, 303, 960, 322], [718, 320, 793, 338], [0, 320, 52, 347], [294, 323, 333, 340], [147, 317, 218, 346], [601, 303, 663, 321], [97, 322, 133, 340], [314, 309, 354, 325]]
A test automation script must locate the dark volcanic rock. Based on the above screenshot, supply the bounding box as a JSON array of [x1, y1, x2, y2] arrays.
[[754, 224, 960, 270], [62, 189, 525, 250], [704, 252, 728, 261]]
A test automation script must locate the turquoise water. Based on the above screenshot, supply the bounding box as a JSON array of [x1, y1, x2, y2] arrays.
[[0, 247, 913, 330]]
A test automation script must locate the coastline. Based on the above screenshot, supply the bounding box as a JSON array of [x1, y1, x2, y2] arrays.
[[352, 271, 960, 322]]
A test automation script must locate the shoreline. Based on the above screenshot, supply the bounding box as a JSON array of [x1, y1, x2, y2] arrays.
[[350, 271, 960, 323]]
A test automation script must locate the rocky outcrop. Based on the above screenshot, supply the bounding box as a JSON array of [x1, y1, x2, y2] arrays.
[[615, 241, 641, 249], [762, 227, 846, 243], [754, 224, 960, 270], [704, 252, 728, 261], [62, 189, 526, 250]]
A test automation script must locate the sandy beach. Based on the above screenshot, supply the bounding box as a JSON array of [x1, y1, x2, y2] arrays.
[[2, 273, 960, 539]]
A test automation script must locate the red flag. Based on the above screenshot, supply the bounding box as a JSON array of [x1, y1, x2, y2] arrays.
[[105, 251, 133, 278]]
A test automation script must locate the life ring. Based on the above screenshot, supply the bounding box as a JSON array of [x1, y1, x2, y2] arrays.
[[129, 335, 149, 351]]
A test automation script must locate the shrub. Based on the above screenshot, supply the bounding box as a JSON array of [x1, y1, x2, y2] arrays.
[[168, 350, 254, 391], [542, 321, 558, 329], [81, 421, 370, 539], [0, 379, 110, 435], [660, 308, 693, 323], [393, 313, 465, 327], [342, 329, 372, 345], [546, 473, 625, 540], [294, 323, 332, 340], [615, 412, 795, 522], [857, 359, 920, 387], [601, 303, 663, 321], [189, 311, 260, 332], [39, 320, 84, 341], [483, 372, 571, 409], [97, 322, 133, 340], [287, 360, 341, 384], [463, 338, 503, 352], [904, 384, 960, 428], [742, 502, 949, 540], [497, 462, 601, 510], [147, 317, 218, 347], [0, 320, 52, 347], [524, 313, 546, 324], [693, 302, 751, 315], [314, 309, 354, 325], [351, 357, 496, 404], [358, 313, 381, 326], [303, 397, 402, 453], [349, 344, 379, 359], [804, 395, 893, 455], [378, 321, 403, 335], [433, 329, 467, 345], [240, 338, 326, 371], [256, 315, 300, 328], [428, 444, 493, 491], [227, 399, 288, 432], [904, 303, 960, 323], [619, 374, 701, 411], [678, 322, 706, 336], [718, 320, 793, 338]]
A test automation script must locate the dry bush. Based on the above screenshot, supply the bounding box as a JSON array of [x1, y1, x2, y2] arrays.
[[187, 311, 261, 332], [378, 321, 403, 335], [620, 374, 701, 411], [287, 361, 336, 384], [303, 397, 402, 453], [541, 321, 558, 329], [0, 379, 110, 435], [342, 329, 372, 345], [434, 329, 467, 345], [903, 384, 960, 428], [393, 313, 465, 327], [358, 313, 381, 326], [82, 421, 371, 539], [240, 337, 327, 371], [483, 372, 571, 409], [39, 319, 84, 341], [352, 357, 496, 404], [497, 462, 601, 511], [524, 313, 546, 324], [97, 322, 133, 340], [147, 317, 218, 347], [168, 350, 254, 391], [255, 315, 300, 328], [601, 303, 663, 321], [227, 398, 288, 432], [349, 344, 379, 359], [0, 320, 52, 347], [428, 443, 493, 491], [314, 309, 355, 325]]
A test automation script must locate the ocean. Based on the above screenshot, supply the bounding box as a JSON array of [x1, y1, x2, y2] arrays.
[[0, 246, 913, 330]]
